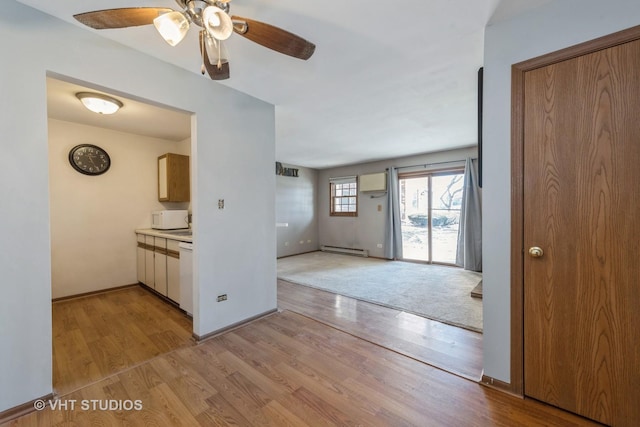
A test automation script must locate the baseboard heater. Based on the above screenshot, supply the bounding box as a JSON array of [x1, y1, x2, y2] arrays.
[[320, 245, 368, 257]]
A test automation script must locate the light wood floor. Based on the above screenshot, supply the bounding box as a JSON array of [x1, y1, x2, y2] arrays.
[[278, 279, 483, 380], [52, 286, 193, 395], [7, 310, 597, 426], [3, 282, 600, 426]]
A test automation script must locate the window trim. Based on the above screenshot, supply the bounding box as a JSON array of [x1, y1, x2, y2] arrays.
[[329, 177, 358, 217]]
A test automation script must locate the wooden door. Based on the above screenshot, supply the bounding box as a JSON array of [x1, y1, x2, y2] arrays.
[[523, 38, 640, 426]]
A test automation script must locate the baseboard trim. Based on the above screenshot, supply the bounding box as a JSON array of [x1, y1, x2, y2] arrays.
[[277, 251, 389, 261], [52, 283, 138, 302], [193, 308, 278, 342], [0, 392, 55, 424], [480, 374, 523, 398], [277, 249, 320, 259]]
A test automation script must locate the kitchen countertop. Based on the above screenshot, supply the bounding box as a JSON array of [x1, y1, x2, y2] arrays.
[[136, 228, 193, 243]]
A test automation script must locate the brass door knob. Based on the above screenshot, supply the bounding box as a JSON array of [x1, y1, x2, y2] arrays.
[[528, 247, 544, 258]]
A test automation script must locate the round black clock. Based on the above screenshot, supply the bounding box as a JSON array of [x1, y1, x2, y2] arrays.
[[68, 144, 111, 176]]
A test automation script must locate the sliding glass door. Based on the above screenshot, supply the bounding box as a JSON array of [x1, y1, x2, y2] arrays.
[[399, 170, 463, 264]]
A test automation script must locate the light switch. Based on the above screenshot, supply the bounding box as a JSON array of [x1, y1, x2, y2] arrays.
[[218, 199, 224, 209]]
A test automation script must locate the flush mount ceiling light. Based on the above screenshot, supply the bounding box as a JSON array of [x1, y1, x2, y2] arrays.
[[76, 92, 123, 115]]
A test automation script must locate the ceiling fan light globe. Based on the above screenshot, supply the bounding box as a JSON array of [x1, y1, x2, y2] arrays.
[[153, 11, 190, 46], [208, 14, 221, 27], [202, 6, 233, 41], [205, 33, 229, 67]]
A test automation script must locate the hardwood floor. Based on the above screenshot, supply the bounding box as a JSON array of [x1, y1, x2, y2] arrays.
[[3, 281, 600, 426], [52, 286, 193, 395], [278, 279, 483, 380], [5, 309, 597, 426]]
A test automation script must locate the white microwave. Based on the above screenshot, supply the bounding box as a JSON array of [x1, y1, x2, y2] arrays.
[[151, 210, 189, 230]]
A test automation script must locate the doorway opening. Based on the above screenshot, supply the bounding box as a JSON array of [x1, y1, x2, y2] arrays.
[[399, 169, 464, 264], [47, 75, 194, 395]]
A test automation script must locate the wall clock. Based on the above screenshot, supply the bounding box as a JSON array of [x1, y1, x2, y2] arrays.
[[68, 144, 111, 176]]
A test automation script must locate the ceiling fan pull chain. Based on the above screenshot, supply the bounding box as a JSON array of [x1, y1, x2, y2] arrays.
[[200, 30, 206, 75]]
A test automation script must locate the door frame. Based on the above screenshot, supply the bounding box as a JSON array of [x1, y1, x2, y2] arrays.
[[509, 24, 640, 397]]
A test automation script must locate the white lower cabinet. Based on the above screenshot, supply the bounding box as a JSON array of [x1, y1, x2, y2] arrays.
[[136, 234, 146, 284], [144, 235, 155, 288], [154, 237, 168, 296], [137, 233, 182, 304], [167, 239, 181, 304]]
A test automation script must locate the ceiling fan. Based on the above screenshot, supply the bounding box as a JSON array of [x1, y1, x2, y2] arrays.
[[73, 0, 316, 80]]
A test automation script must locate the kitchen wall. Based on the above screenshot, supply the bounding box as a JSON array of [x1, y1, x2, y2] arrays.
[[482, 0, 640, 384], [48, 119, 189, 299], [318, 146, 476, 258], [276, 164, 319, 258], [0, 1, 275, 412]]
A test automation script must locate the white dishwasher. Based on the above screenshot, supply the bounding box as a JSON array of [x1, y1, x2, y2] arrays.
[[178, 242, 193, 315]]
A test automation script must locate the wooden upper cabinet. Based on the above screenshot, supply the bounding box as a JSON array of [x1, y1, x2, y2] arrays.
[[158, 153, 190, 202]]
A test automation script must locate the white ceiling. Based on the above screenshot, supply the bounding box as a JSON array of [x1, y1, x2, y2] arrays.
[[20, 0, 549, 169]]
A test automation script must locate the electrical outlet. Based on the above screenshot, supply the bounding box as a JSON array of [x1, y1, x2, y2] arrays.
[[377, 243, 383, 248], [217, 294, 227, 302], [218, 199, 224, 209], [284, 241, 289, 246], [307, 240, 312, 243], [299, 240, 304, 244]]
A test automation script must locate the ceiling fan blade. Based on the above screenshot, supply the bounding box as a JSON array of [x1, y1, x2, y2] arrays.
[[231, 16, 315, 60], [74, 8, 173, 30], [199, 31, 230, 80]]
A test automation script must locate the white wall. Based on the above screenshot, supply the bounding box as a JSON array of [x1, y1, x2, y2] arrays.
[[0, 1, 275, 412], [482, 0, 640, 383], [318, 147, 476, 258], [276, 164, 319, 258], [48, 119, 189, 298], [193, 97, 276, 338]]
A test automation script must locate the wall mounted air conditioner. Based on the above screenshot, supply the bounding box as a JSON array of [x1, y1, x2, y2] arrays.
[[359, 172, 387, 192]]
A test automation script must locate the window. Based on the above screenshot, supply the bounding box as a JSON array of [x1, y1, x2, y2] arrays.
[[330, 176, 358, 217]]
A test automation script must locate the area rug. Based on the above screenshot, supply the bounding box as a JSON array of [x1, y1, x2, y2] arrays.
[[277, 251, 483, 332]]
